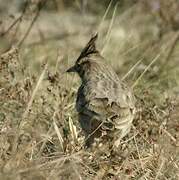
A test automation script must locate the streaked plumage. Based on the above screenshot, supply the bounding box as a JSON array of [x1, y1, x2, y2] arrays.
[[66, 34, 135, 147]]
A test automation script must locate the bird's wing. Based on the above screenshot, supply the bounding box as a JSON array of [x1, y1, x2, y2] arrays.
[[84, 80, 135, 110], [77, 82, 135, 130]]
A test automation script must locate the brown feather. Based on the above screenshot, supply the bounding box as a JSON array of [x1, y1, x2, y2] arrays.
[[67, 34, 135, 147]]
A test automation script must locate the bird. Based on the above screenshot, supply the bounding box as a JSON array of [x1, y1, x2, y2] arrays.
[[66, 33, 135, 148]]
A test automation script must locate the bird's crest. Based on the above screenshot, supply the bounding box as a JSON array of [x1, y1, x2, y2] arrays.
[[77, 33, 98, 62]]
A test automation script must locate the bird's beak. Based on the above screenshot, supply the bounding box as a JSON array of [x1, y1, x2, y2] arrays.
[[66, 65, 76, 73]]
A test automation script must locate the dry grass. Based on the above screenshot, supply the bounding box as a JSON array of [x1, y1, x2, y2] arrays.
[[0, 1, 179, 179]]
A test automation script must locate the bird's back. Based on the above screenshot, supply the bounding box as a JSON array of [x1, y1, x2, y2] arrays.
[[69, 34, 136, 146], [76, 54, 135, 129], [79, 54, 135, 108]]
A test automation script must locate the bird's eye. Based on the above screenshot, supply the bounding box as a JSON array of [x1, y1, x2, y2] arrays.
[[80, 59, 89, 66], [75, 64, 81, 71]]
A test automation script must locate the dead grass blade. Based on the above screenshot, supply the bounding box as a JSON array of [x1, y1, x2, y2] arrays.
[[22, 63, 48, 121], [53, 119, 64, 152], [132, 53, 161, 88], [101, 2, 119, 54], [94, 168, 107, 180], [155, 157, 166, 180], [122, 58, 143, 80], [69, 116, 78, 143], [133, 136, 144, 170], [97, 0, 113, 33], [159, 31, 179, 73]]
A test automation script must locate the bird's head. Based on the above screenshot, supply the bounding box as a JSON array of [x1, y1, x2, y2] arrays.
[[66, 33, 99, 79]]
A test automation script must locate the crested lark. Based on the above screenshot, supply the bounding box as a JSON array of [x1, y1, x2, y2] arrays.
[[66, 34, 135, 147]]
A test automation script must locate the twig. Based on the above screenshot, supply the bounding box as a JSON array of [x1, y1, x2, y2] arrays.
[[0, 1, 28, 37], [18, 0, 47, 47]]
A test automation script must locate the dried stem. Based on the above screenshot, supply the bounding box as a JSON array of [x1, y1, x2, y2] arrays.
[[18, 0, 47, 47]]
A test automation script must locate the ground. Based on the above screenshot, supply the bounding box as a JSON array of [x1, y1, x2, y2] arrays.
[[0, 1, 179, 179]]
